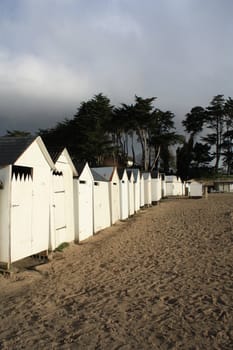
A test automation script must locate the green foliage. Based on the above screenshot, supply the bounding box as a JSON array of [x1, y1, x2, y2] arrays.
[[205, 95, 226, 171], [181, 94, 233, 178], [176, 138, 194, 180], [38, 93, 183, 171], [55, 242, 69, 252], [149, 109, 183, 172], [6, 91, 233, 178], [182, 106, 207, 136], [39, 93, 114, 166], [192, 142, 213, 167], [111, 97, 181, 171]]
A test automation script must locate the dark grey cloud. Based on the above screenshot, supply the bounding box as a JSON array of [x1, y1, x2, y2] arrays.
[[0, 0, 232, 135]]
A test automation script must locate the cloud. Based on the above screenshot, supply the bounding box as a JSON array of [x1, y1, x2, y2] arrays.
[[0, 51, 92, 134], [0, 52, 90, 99], [0, 0, 232, 135]]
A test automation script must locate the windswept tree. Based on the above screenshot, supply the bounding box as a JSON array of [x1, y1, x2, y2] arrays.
[[71, 93, 114, 165], [181, 96, 231, 176], [182, 106, 207, 139], [150, 109, 183, 172], [133, 96, 156, 170], [203, 94, 226, 172], [110, 103, 136, 165], [177, 139, 213, 180], [111, 96, 156, 170], [176, 137, 194, 180], [179, 105, 211, 179], [39, 93, 114, 165], [192, 142, 213, 168], [39, 93, 181, 171], [222, 97, 233, 174], [112, 97, 182, 171], [39, 118, 71, 149]]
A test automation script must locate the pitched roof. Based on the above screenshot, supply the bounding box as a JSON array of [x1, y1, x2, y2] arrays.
[[73, 161, 86, 176], [0, 136, 35, 167], [92, 167, 115, 181], [0, 136, 56, 169], [126, 169, 134, 181], [91, 169, 108, 182], [117, 168, 126, 180], [46, 144, 64, 163], [142, 172, 151, 180], [46, 146, 78, 176], [131, 168, 140, 181], [151, 170, 159, 179]]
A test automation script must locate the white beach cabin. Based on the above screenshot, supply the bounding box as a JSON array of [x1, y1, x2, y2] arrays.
[[47, 147, 78, 250], [140, 172, 145, 208], [132, 168, 140, 212], [142, 172, 152, 206], [175, 176, 184, 196], [91, 169, 111, 233], [117, 168, 129, 220], [151, 171, 162, 204], [165, 175, 175, 196], [92, 167, 120, 225], [127, 170, 135, 216], [0, 136, 55, 269], [73, 163, 94, 242], [189, 181, 203, 198], [165, 175, 183, 196], [161, 174, 167, 198]]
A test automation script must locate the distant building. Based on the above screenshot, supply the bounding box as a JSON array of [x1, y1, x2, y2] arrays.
[[214, 179, 233, 192]]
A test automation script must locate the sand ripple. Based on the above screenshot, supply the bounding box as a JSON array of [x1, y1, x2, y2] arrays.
[[0, 193, 232, 349]]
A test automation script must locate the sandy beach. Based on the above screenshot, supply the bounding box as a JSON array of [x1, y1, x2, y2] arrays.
[[0, 193, 232, 349]]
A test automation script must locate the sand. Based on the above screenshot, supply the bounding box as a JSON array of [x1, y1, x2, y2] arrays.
[[0, 193, 232, 349]]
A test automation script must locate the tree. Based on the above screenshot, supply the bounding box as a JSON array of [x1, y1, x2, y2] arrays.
[[71, 93, 114, 165], [110, 104, 136, 165], [176, 138, 194, 180], [40, 93, 114, 165], [176, 139, 213, 180], [222, 97, 233, 174], [133, 96, 156, 171], [182, 97, 230, 176], [111, 96, 157, 170], [39, 93, 182, 171], [204, 94, 226, 172], [180, 105, 213, 179], [182, 106, 206, 139], [112, 97, 181, 171], [192, 142, 213, 168], [150, 109, 183, 172]]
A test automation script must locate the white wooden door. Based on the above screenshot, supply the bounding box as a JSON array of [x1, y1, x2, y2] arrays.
[[119, 180, 128, 220], [128, 180, 134, 215], [111, 182, 120, 224], [11, 167, 33, 263], [78, 180, 93, 241], [52, 174, 66, 248]]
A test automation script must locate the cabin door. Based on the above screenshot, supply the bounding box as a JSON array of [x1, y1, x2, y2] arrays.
[[78, 180, 93, 241], [10, 166, 33, 263], [111, 182, 120, 224], [52, 173, 66, 248]]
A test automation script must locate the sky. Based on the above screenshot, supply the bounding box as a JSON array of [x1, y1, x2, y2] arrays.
[[0, 0, 232, 136]]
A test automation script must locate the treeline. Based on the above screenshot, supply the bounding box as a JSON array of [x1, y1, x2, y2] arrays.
[[38, 94, 182, 173], [177, 95, 233, 179], [5, 93, 233, 180]]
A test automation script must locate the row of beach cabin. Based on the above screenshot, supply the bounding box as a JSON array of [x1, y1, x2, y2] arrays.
[[0, 136, 202, 270]]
